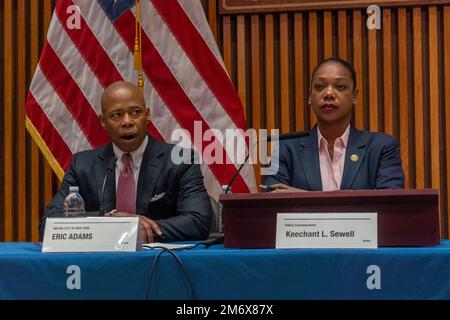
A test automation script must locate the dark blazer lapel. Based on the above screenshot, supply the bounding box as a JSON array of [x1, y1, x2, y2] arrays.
[[340, 126, 367, 189], [136, 136, 164, 213], [299, 126, 322, 191], [95, 144, 116, 213]]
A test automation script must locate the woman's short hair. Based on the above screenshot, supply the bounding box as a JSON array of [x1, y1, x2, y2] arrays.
[[310, 57, 357, 90]]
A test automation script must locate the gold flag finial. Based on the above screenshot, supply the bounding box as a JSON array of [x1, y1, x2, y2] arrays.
[[134, 0, 143, 91]]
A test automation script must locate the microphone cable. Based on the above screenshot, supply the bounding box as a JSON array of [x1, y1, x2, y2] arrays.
[[144, 246, 196, 300], [144, 237, 226, 300]]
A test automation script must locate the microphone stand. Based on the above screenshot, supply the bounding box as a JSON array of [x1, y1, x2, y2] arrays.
[[100, 156, 117, 215], [223, 131, 309, 194]]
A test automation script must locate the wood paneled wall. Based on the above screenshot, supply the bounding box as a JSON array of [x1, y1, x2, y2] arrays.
[[1, 0, 57, 242], [1, 1, 449, 241]]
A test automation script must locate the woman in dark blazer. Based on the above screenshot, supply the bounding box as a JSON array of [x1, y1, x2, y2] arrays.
[[265, 58, 405, 191]]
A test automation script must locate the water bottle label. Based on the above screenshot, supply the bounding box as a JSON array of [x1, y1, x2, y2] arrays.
[[63, 192, 86, 217]]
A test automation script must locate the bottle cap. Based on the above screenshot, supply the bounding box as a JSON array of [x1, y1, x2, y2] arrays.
[[69, 186, 79, 193]]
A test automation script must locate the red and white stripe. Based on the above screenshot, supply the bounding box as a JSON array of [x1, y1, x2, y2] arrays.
[[25, 0, 256, 199]]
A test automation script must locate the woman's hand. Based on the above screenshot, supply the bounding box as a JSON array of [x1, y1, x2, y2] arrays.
[[268, 183, 308, 193]]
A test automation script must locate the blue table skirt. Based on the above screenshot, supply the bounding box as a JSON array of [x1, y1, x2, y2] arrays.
[[1, 241, 450, 299]]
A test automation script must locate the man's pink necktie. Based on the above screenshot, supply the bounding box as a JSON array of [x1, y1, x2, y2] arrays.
[[116, 153, 136, 214]]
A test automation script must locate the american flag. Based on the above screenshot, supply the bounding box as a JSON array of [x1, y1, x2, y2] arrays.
[[25, 0, 256, 199]]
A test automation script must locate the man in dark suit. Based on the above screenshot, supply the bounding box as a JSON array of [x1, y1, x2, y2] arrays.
[[264, 57, 404, 191], [40, 81, 211, 242]]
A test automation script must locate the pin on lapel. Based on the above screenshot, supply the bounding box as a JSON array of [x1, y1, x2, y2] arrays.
[[350, 154, 359, 162]]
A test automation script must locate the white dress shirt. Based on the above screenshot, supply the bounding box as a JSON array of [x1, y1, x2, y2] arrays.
[[317, 125, 350, 191]]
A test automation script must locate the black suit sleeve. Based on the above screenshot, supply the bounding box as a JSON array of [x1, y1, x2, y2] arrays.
[[263, 141, 292, 187], [375, 136, 405, 189], [154, 161, 212, 242]]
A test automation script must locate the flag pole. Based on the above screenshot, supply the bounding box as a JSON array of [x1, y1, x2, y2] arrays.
[[134, 0, 143, 91]]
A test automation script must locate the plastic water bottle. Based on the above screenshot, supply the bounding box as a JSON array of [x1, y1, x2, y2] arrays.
[[63, 186, 86, 217]]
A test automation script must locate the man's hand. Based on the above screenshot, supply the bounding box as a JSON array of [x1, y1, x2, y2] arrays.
[[268, 183, 308, 193], [137, 215, 162, 243], [105, 210, 162, 243]]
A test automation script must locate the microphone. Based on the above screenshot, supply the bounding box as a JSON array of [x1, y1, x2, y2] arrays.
[[223, 131, 309, 194], [99, 156, 117, 215]]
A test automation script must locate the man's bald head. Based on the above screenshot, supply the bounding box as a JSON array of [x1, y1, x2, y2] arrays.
[[101, 81, 146, 115], [99, 81, 150, 152]]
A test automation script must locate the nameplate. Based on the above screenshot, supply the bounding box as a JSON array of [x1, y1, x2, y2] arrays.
[[42, 217, 141, 252], [276, 212, 377, 249]]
